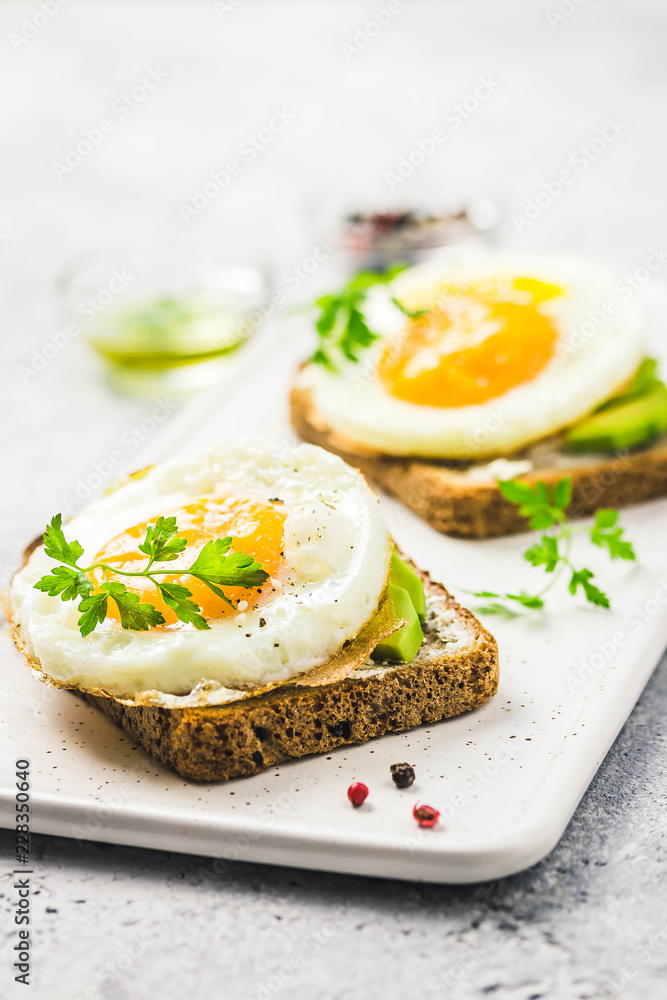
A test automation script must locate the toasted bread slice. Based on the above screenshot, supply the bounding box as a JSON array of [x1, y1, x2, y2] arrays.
[[7, 555, 498, 782], [83, 566, 497, 781], [290, 380, 667, 539]]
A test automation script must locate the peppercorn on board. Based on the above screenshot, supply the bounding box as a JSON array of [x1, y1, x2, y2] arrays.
[[2, 324, 667, 883]]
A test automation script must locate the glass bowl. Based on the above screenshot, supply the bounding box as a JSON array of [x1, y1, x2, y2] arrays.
[[58, 252, 269, 396]]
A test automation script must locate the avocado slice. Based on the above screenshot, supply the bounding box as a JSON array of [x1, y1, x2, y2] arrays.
[[390, 550, 427, 623], [565, 383, 667, 453], [371, 583, 424, 663], [596, 358, 661, 413]]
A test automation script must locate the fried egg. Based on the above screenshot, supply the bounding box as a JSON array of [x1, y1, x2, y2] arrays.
[[10, 441, 392, 697], [299, 255, 645, 459]]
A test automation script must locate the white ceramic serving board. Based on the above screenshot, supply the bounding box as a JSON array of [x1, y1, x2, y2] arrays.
[[3, 317, 667, 884]]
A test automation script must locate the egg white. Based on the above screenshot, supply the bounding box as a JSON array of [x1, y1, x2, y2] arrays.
[[10, 440, 392, 697], [300, 255, 646, 459]]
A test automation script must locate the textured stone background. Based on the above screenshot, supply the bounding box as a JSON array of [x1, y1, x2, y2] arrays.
[[1, 653, 665, 1000], [1, 1, 666, 997]]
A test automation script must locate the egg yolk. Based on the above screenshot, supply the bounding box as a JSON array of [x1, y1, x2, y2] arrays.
[[90, 495, 286, 628], [379, 276, 563, 407]]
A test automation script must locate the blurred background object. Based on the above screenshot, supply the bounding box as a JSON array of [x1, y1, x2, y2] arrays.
[[59, 251, 268, 395], [324, 198, 502, 274], [2, 0, 666, 573]]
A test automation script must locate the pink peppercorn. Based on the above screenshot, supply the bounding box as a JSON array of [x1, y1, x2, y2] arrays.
[[347, 782, 369, 808], [413, 804, 440, 828]]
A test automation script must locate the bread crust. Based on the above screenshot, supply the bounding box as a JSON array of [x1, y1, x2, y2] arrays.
[[290, 379, 667, 538], [82, 568, 498, 781], [7, 551, 498, 782]]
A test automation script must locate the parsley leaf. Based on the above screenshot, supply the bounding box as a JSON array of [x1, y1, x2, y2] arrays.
[[524, 536, 560, 572], [189, 538, 269, 589], [34, 566, 94, 602], [470, 589, 544, 612], [138, 515, 188, 564], [32, 513, 285, 636], [102, 581, 166, 631], [553, 478, 573, 510], [590, 509, 636, 561], [495, 479, 542, 507], [187, 535, 231, 568], [498, 479, 568, 530], [154, 581, 210, 630], [314, 293, 342, 336], [391, 297, 428, 319], [473, 600, 522, 619], [310, 265, 408, 370], [506, 591, 545, 609], [471, 476, 634, 615], [340, 306, 378, 362], [568, 568, 610, 608], [42, 514, 85, 567], [311, 346, 335, 370], [348, 264, 407, 292], [77, 592, 109, 638]]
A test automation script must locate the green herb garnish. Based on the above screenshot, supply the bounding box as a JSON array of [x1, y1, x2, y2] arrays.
[[472, 478, 636, 614], [34, 514, 269, 637], [390, 297, 428, 320], [311, 265, 408, 371]]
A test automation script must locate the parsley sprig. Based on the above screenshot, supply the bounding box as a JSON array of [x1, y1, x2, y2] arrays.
[[311, 264, 408, 371], [472, 478, 636, 614], [34, 514, 269, 637]]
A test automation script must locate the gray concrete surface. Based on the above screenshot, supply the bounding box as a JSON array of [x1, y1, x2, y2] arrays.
[[2, 652, 665, 1000]]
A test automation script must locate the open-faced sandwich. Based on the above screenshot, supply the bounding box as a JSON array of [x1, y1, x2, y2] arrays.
[[291, 255, 667, 537], [6, 440, 498, 781]]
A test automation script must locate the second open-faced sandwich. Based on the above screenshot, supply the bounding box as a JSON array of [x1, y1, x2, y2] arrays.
[[291, 254, 667, 537], [7, 440, 498, 781]]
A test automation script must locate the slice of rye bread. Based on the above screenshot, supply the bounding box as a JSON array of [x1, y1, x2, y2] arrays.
[[82, 568, 497, 781], [8, 553, 498, 782], [290, 379, 667, 539]]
